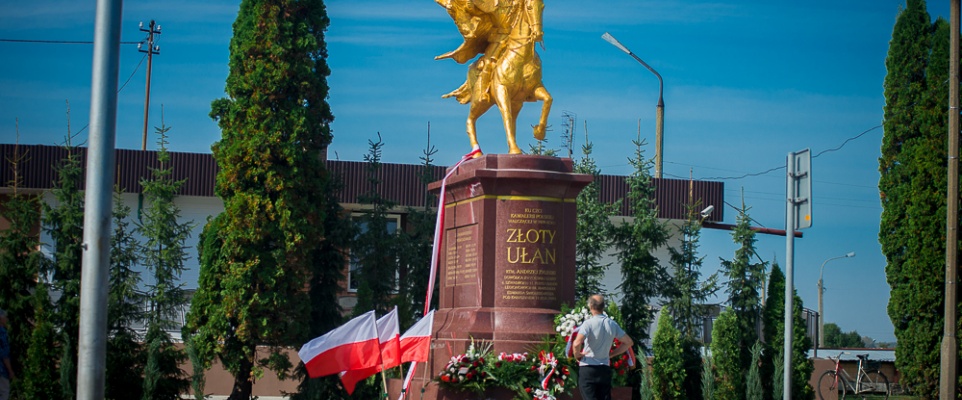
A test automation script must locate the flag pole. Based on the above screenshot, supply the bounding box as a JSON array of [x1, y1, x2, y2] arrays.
[[381, 369, 389, 396]]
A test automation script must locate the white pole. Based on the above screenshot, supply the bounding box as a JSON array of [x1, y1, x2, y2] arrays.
[[783, 151, 797, 400], [77, 0, 122, 399]]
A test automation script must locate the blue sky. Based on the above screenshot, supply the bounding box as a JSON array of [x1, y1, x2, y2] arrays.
[[1, 0, 954, 343]]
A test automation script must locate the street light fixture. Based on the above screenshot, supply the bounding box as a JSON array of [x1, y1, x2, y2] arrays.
[[817, 251, 856, 349], [601, 32, 665, 179]]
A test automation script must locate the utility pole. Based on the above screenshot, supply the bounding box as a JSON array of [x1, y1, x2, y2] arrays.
[[940, 1, 959, 398], [139, 20, 161, 151]]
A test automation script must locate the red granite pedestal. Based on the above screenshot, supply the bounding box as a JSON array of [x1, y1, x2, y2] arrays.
[[389, 154, 594, 400]]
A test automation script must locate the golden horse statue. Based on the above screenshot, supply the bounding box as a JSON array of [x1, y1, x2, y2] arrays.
[[436, 0, 553, 155]]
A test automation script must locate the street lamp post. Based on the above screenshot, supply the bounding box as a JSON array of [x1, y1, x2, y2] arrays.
[[601, 32, 665, 179], [818, 251, 856, 348]]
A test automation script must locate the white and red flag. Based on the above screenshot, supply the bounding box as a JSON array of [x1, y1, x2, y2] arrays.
[[338, 307, 401, 394], [298, 310, 380, 378], [400, 310, 434, 363]]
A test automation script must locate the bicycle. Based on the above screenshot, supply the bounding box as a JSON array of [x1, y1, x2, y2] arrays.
[[816, 352, 890, 399]]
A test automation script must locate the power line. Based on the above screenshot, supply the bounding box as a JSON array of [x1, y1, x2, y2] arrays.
[[70, 53, 149, 138], [0, 38, 141, 45], [119, 54, 148, 93], [700, 125, 883, 181]]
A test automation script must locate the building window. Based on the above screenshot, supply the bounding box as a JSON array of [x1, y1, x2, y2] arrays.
[[348, 213, 400, 292]]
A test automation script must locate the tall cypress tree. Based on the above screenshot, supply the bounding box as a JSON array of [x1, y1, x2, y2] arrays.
[[611, 139, 670, 345], [881, 2, 961, 396], [138, 125, 191, 399], [42, 140, 85, 399], [880, 0, 931, 393], [573, 141, 618, 301], [186, 0, 336, 397]]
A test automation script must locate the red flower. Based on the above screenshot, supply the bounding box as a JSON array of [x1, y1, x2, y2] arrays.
[[442, 375, 451, 382], [526, 388, 532, 393]]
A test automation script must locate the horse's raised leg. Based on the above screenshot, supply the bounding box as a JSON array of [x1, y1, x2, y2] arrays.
[[493, 85, 522, 154], [531, 86, 552, 141]]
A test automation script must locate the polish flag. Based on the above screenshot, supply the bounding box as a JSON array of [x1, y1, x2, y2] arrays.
[[400, 310, 434, 363], [339, 307, 401, 394], [298, 310, 380, 378]]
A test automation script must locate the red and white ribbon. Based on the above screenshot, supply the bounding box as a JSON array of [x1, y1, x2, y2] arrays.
[[399, 147, 481, 400], [538, 350, 558, 390]]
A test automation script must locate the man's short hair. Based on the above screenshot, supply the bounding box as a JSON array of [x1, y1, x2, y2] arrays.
[[587, 295, 605, 311]]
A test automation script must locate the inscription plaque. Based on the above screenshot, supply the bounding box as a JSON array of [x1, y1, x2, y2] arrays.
[[445, 225, 479, 287]]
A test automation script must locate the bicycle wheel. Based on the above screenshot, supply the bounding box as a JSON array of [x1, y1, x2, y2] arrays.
[[857, 370, 889, 399], [817, 370, 846, 400]]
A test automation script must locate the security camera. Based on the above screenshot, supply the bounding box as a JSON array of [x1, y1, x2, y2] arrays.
[[700, 205, 715, 218]]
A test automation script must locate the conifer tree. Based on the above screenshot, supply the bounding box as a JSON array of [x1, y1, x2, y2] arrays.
[[652, 310, 685, 400], [710, 308, 741, 400], [664, 200, 718, 339], [106, 187, 145, 399], [717, 200, 766, 383], [610, 139, 670, 344], [353, 135, 400, 317], [699, 355, 714, 400], [746, 341, 764, 400], [573, 141, 618, 300], [771, 350, 784, 400], [880, 2, 952, 396], [664, 195, 718, 400], [19, 284, 60, 399], [395, 140, 439, 326], [187, 0, 336, 396], [42, 138, 85, 399], [138, 124, 191, 399], [0, 139, 44, 387], [762, 263, 814, 400]]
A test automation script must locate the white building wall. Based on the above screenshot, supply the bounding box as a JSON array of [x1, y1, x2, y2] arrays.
[[39, 191, 224, 291]]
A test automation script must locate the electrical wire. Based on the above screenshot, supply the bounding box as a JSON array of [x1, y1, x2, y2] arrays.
[[69, 53, 149, 137], [0, 38, 141, 45], [700, 125, 883, 181], [118, 54, 148, 93]]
